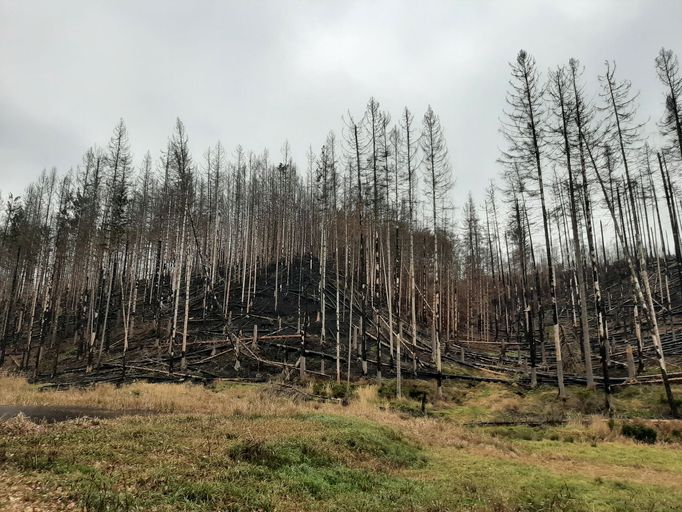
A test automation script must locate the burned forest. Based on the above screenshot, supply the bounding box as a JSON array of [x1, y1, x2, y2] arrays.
[[2, 48, 682, 420], [0, 49, 682, 415]]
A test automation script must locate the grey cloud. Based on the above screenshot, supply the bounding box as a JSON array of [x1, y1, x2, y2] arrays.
[[1, 0, 680, 208]]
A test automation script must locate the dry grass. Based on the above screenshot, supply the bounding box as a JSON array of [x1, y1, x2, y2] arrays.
[[0, 375, 306, 416], [0, 375, 509, 464], [3, 375, 679, 451], [0, 375, 464, 449]]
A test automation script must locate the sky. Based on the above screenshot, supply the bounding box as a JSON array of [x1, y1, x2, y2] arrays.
[[1, 0, 680, 209]]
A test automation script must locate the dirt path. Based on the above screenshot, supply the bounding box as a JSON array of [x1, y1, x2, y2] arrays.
[[0, 405, 145, 423]]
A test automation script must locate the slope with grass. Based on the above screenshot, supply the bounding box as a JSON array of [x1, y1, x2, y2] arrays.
[[1, 376, 681, 511]]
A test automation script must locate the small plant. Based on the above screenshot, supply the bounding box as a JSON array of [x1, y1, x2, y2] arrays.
[[328, 381, 352, 399], [81, 478, 137, 512]]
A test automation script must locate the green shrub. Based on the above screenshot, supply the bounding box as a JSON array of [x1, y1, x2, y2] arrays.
[[572, 389, 605, 415], [378, 380, 432, 401], [312, 381, 355, 399], [621, 423, 657, 444], [328, 382, 351, 399]]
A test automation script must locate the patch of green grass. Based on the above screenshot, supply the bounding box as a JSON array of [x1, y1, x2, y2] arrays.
[[379, 379, 434, 401], [389, 397, 429, 417], [7, 414, 681, 512], [305, 414, 426, 468], [442, 404, 493, 422], [78, 474, 139, 512], [511, 438, 682, 474], [1, 413, 430, 511], [227, 438, 332, 469], [422, 450, 682, 512], [484, 425, 550, 441]]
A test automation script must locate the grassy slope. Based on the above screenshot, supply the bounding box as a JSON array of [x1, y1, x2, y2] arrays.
[[1, 376, 682, 512]]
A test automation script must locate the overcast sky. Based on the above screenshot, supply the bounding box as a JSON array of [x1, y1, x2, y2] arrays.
[[1, 0, 680, 208]]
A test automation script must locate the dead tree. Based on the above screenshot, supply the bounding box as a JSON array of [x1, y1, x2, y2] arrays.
[[548, 64, 595, 388], [421, 105, 452, 397], [502, 50, 565, 396]]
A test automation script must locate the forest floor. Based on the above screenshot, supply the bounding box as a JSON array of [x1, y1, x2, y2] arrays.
[[1, 374, 682, 511]]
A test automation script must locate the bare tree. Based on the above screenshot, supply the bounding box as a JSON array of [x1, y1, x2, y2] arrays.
[[502, 50, 565, 396], [421, 105, 452, 397], [547, 64, 594, 388]]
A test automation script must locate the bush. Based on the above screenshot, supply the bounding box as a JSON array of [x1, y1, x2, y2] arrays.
[[378, 380, 432, 401], [571, 389, 606, 415], [621, 423, 657, 444], [312, 381, 355, 399]]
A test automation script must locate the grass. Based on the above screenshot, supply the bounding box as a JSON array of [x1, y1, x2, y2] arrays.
[[1, 374, 682, 511]]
